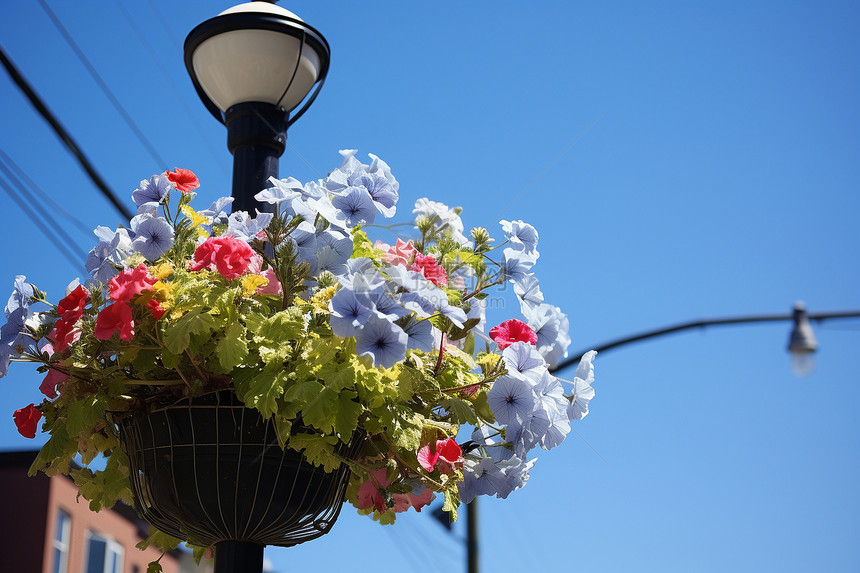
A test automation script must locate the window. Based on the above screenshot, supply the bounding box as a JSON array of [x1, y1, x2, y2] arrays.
[[51, 509, 71, 573], [84, 531, 124, 573]]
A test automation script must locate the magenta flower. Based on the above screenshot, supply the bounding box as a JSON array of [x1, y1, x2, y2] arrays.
[[489, 319, 537, 350], [417, 438, 463, 472]]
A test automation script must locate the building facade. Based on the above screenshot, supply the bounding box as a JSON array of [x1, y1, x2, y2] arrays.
[[0, 450, 211, 573]]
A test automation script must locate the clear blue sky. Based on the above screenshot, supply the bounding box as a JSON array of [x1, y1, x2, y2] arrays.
[[1, 1, 858, 572]]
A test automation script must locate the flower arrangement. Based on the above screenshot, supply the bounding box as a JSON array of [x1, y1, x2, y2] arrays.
[[2, 150, 596, 547]]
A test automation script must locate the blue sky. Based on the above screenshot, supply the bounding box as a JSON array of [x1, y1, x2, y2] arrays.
[[1, 1, 859, 572]]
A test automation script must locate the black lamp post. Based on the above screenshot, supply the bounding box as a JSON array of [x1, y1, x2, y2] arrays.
[[184, 1, 330, 213], [179, 4, 331, 572]]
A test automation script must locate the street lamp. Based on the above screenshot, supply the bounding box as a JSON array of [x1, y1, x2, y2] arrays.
[[184, 1, 330, 213], [182, 4, 331, 573], [788, 301, 818, 376]]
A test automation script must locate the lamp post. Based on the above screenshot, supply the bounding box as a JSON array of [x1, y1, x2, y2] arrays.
[[181, 3, 330, 572], [184, 1, 330, 213]]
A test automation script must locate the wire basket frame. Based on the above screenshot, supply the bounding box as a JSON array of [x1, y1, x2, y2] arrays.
[[116, 390, 363, 547]]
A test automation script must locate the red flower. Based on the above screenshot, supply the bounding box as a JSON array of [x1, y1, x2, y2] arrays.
[[146, 298, 165, 320], [56, 285, 89, 322], [410, 253, 448, 286], [417, 438, 463, 472], [94, 303, 135, 341], [489, 319, 537, 350], [165, 168, 200, 193], [50, 318, 81, 353], [13, 404, 41, 439], [108, 264, 156, 303], [189, 235, 254, 280], [39, 367, 68, 399]]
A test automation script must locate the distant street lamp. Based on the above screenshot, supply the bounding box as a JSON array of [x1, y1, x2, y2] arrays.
[[551, 304, 860, 376], [787, 302, 818, 376], [184, 0, 330, 212]]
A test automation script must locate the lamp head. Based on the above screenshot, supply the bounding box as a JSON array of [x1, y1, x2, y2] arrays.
[[788, 301, 818, 377], [184, 1, 330, 127]]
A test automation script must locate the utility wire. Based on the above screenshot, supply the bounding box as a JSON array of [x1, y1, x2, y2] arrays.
[[0, 146, 93, 240], [145, 0, 183, 54], [0, 153, 88, 265], [114, 0, 230, 178], [37, 0, 167, 168], [0, 164, 87, 274], [0, 43, 133, 221]]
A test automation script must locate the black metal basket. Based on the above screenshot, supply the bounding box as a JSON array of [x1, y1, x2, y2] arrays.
[[116, 390, 362, 547]]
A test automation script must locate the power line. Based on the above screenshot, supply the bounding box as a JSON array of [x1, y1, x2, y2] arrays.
[[145, 0, 183, 54], [37, 0, 167, 168], [114, 0, 230, 178], [0, 43, 133, 221], [0, 162, 87, 275], [0, 145, 93, 240]]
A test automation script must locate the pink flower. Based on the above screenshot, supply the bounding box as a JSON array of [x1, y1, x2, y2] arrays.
[[165, 168, 200, 193], [247, 254, 283, 295], [13, 404, 41, 439], [489, 319, 537, 350], [94, 303, 135, 341], [392, 487, 436, 513], [189, 235, 254, 280], [411, 253, 448, 286], [357, 468, 390, 514], [108, 264, 156, 303], [417, 438, 463, 472], [380, 238, 417, 267], [39, 367, 68, 399], [356, 467, 437, 515], [257, 268, 282, 295]]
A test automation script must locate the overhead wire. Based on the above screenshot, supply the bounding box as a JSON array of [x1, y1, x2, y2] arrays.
[[114, 0, 230, 179], [0, 43, 133, 221], [0, 158, 87, 275], [36, 0, 168, 168], [0, 146, 94, 241], [145, 0, 183, 54]]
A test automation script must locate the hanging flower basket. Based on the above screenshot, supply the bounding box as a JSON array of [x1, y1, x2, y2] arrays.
[[3, 151, 598, 567], [116, 390, 363, 547]]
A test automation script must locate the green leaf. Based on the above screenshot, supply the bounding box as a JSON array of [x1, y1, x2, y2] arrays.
[[131, 348, 160, 374], [72, 455, 132, 511], [442, 397, 478, 425], [275, 418, 293, 448], [161, 348, 181, 370], [237, 369, 284, 418], [472, 392, 495, 423], [442, 488, 460, 523], [462, 332, 476, 356], [65, 395, 107, 437], [136, 527, 182, 552], [146, 562, 163, 573], [334, 391, 362, 437], [287, 433, 341, 472], [163, 308, 218, 354], [29, 425, 76, 476], [292, 382, 337, 433], [217, 321, 249, 371]]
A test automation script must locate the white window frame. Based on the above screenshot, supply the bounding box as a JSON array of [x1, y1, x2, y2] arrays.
[[83, 530, 125, 573], [51, 508, 71, 573]]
